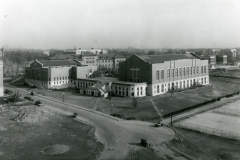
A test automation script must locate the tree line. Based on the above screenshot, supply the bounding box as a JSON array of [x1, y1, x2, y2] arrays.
[[2, 49, 49, 76]]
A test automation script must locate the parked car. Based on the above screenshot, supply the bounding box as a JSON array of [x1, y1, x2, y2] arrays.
[[73, 113, 78, 118], [24, 96, 34, 101], [140, 139, 151, 147], [34, 100, 44, 106], [4, 89, 13, 95], [155, 122, 163, 127]]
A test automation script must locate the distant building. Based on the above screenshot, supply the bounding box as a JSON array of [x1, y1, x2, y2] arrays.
[[195, 50, 216, 65], [97, 54, 126, 71], [219, 49, 236, 64], [76, 48, 107, 55], [0, 60, 3, 97], [216, 55, 227, 65], [82, 52, 98, 66], [43, 51, 50, 56], [119, 54, 209, 96]]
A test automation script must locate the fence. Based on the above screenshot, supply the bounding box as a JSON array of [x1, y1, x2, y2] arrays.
[[214, 108, 240, 116], [175, 121, 240, 141]]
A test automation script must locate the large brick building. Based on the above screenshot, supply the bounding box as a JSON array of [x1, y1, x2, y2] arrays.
[[25, 59, 97, 89], [119, 54, 209, 96]]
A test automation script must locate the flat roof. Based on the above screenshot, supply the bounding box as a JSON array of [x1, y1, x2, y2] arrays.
[[112, 81, 147, 86], [77, 77, 118, 82]]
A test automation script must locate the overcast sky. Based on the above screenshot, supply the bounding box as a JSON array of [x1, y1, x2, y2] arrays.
[[0, 0, 240, 49]]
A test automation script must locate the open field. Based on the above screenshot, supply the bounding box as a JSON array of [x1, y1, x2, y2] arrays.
[[170, 127, 240, 160], [174, 99, 240, 140], [8, 77, 240, 121], [0, 103, 103, 160]]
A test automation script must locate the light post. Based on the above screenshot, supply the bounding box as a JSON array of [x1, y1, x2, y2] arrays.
[[111, 104, 113, 114], [63, 93, 64, 102]]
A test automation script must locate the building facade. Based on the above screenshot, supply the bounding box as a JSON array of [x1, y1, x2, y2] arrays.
[[216, 55, 227, 65], [119, 54, 209, 96], [76, 48, 107, 55], [97, 54, 126, 71], [25, 59, 81, 89], [82, 52, 98, 66]]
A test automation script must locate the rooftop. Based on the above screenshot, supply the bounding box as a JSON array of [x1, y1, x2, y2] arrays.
[[37, 59, 81, 67], [49, 54, 76, 60], [82, 51, 97, 56], [137, 54, 197, 64], [98, 54, 125, 59]]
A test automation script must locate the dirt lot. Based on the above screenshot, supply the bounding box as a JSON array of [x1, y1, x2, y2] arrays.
[[170, 128, 240, 160], [0, 103, 103, 160]]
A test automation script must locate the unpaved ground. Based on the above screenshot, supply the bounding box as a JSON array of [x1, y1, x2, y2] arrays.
[[0, 104, 103, 160]]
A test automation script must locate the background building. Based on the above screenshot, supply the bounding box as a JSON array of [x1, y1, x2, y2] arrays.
[[76, 48, 107, 55], [97, 54, 126, 71], [82, 52, 98, 66]]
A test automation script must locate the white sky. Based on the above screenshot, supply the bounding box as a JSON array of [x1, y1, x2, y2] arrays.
[[0, 0, 240, 49]]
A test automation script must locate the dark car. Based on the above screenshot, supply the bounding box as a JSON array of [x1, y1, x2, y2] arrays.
[[73, 113, 78, 118], [24, 96, 34, 101], [34, 100, 44, 106], [140, 139, 151, 147], [4, 89, 13, 95]]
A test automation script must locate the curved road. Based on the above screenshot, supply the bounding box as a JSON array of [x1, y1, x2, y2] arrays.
[[4, 84, 181, 159]]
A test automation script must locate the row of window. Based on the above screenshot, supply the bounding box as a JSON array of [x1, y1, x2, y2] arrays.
[[86, 61, 95, 63], [156, 66, 207, 80], [154, 77, 207, 94], [114, 86, 146, 97], [53, 76, 69, 81]]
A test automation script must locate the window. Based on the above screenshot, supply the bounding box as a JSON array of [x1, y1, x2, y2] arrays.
[[190, 67, 192, 75], [175, 68, 178, 77], [196, 66, 199, 74], [193, 66, 195, 74], [161, 84, 164, 92], [201, 66, 203, 73], [156, 70, 160, 80], [54, 77, 55, 81], [171, 69, 174, 77], [60, 77, 61, 80], [167, 69, 170, 78], [204, 65, 206, 73], [204, 77, 206, 83], [161, 70, 164, 79], [157, 85, 159, 93], [57, 77, 58, 80], [183, 68, 185, 76]]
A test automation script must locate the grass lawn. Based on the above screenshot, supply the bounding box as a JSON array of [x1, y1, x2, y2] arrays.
[[0, 104, 103, 160], [171, 127, 240, 160]]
